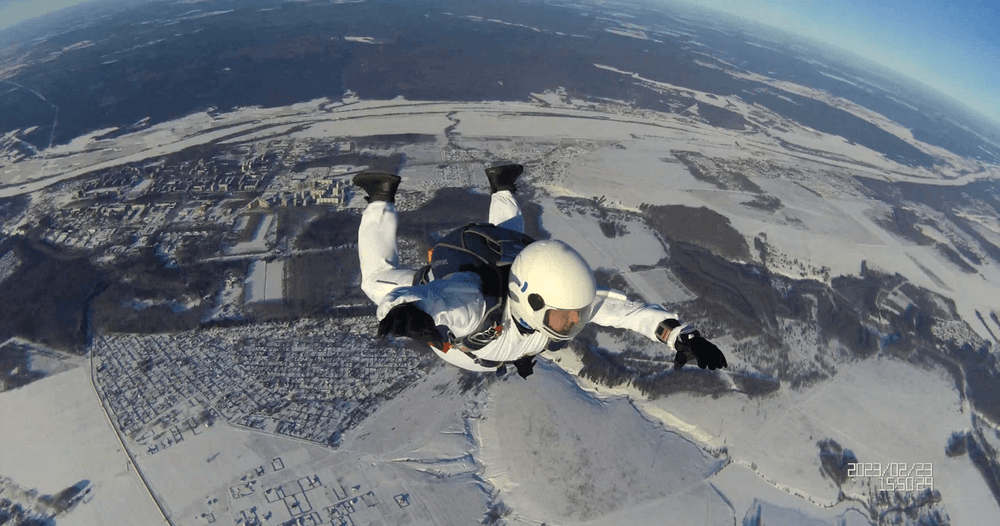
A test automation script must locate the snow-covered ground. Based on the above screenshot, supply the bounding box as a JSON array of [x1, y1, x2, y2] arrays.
[[5, 338, 86, 379], [244, 260, 266, 303], [2, 79, 999, 524], [264, 259, 284, 301], [477, 361, 730, 525], [0, 367, 165, 525], [136, 366, 495, 526], [244, 259, 283, 303], [658, 357, 999, 524], [230, 213, 274, 254]]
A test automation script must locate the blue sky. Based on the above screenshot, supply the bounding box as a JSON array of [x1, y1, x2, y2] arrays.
[[1, 0, 998, 126], [686, 0, 1000, 126]]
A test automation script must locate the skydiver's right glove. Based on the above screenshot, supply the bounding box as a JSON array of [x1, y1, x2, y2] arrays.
[[378, 303, 444, 349], [656, 319, 728, 370]]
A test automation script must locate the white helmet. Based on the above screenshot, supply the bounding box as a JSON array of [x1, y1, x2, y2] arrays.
[[508, 240, 597, 340]]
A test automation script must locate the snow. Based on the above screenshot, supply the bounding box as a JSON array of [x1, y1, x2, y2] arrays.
[[918, 223, 952, 245], [25, 349, 83, 378], [43, 127, 121, 155], [244, 261, 265, 303], [536, 197, 665, 270], [958, 213, 1000, 247], [244, 259, 284, 303], [689, 181, 878, 244], [477, 361, 729, 524], [711, 464, 871, 525], [605, 28, 652, 41], [816, 70, 860, 87], [0, 249, 22, 284], [453, 110, 641, 141], [0, 367, 165, 526], [230, 213, 273, 254], [2, 79, 999, 523], [644, 358, 999, 524], [338, 367, 500, 523], [264, 259, 284, 301], [5, 84, 991, 196], [135, 422, 274, 518], [5, 89, 984, 338], [529, 90, 566, 107], [132, 392, 479, 525], [62, 41, 95, 52], [629, 268, 696, 302], [570, 143, 724, 199], [285, 111, 451, 140]]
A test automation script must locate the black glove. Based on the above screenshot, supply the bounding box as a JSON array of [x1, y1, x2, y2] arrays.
[[658, 319, 727, 370], [674, 332, 728, 370], [378, 303, 444, 348], [511, 355, 537, 379]]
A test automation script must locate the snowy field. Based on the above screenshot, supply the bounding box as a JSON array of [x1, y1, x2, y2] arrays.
[[7, 338, 86, 379], [635, 358, 999, 524], [230, 213, 274, 254], [0, 367, 165, 526], [265, 260, 284, 301], [477, 361, 730, 525], [244, 259, 283, 303], [138, 366, 501, 526], [244, 260, 266, 303], [135, 418, 453, 525]]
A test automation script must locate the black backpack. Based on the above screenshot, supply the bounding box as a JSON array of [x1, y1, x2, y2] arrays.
[[414, 222, 535, 351]]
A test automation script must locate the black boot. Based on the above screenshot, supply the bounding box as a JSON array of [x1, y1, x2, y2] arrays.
[[353, 172, 401, 203], [485, 163, 523, 194]]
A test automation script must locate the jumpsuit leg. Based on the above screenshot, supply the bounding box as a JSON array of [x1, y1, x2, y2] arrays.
[[489, 190, 524, 233], [358, 201, 417, 305]]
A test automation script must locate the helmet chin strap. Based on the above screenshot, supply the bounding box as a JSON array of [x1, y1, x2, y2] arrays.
[[512, 317, 536, 335], [505, 301, 537, 335]]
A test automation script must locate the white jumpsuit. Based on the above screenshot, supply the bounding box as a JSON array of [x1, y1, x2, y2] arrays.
[[358, 191, 679, 371]]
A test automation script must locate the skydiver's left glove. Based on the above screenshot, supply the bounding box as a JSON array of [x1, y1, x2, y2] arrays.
[[656, 319, 728, 370], [511, 355, 537, 379], [378, 303, 444, 349], [674, 335, 728, 370]]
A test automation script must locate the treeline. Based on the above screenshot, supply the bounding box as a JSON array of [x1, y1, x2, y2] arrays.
[[90, 247, 231, 335], [0, 342, 46, 392], [0, 236, 105, 353], [0, 499, 50, 526], [642, 204, 751, 262], [571, 325, 738, 399]]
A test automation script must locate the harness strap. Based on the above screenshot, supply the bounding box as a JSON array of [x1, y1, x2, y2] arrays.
[[430, 338, 504, 369], [424, 222, 536, 357]]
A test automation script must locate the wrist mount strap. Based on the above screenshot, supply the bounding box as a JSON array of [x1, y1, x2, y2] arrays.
[[656, 318, 682, 343]]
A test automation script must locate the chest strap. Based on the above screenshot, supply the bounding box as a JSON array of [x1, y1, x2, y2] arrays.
[[431, 336, 504, 369]]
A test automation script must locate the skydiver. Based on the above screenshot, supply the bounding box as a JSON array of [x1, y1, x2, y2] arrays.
[[352, 163, 727, 378]]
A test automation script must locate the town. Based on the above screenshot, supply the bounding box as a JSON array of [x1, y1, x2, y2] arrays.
[[93, 318, 423, 451]]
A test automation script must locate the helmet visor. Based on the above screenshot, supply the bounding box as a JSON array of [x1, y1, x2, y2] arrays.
[[543, 307, 589, 337]]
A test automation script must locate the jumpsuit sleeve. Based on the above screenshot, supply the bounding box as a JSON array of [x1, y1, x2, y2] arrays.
[[376, 272, 488, 339], [588, 288, 681, 343]]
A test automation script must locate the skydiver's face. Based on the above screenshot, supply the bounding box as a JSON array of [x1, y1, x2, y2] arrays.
[[544, 308, 583, 336]]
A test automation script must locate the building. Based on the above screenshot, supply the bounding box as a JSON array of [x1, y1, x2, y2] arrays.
[[246, 197, 270, 211]]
